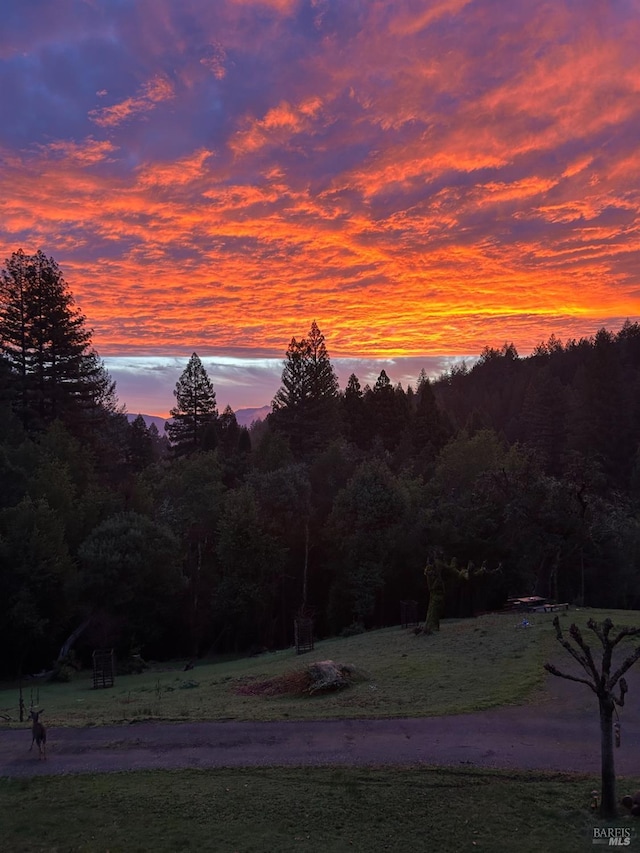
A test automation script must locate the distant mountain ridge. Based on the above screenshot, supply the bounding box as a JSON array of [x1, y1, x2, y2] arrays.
[[126, 405, 270, 432], [232, 405, 271, 426]]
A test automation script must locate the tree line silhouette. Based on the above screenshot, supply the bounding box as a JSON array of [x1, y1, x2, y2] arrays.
[[1, 249, 639, 677]]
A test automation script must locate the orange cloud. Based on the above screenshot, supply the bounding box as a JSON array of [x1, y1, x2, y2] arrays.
[[40, 138, 118, 166], [89, 75, 175, 127], [230, 97, 323, 155], [1, 0, 639, 374], [228, 0, 299, 12], [136, 149, 215, 188], [389, 0, 474, 36], [199, 42, 228, 79]]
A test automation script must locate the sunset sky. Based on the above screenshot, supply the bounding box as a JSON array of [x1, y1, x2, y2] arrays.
[[2, 0, 639, 416]]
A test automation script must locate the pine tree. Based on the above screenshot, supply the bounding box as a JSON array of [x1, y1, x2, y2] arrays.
[[520, 366, 567, 476], [218, 405, 240, 455], [167, 353, 218, 455], [271, 321, 339, 456], [412, 371, 449, 461], [306, 321, 339, 401], [342, 373, 368, 447], [0, 249, 117, 432], [272, 337, 311, 411], [127, 415, 155, 471], [365, 370, 406, 451]]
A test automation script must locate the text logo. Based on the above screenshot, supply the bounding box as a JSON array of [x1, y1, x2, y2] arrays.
[[592, 828, 633, 847]]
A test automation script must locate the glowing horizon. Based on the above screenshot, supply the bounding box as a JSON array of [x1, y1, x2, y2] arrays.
[[103, 353, 476, 418], [1, 0, 639, 411]]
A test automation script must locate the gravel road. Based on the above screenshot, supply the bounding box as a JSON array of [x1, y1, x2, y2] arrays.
[[2, 672, 640, 778]]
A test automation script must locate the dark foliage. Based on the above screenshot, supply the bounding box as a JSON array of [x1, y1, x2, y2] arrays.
[[166, 352, 218, 455], [0, 249, 118, 437], [270, 321, 340, 456], [1, 270, 640, 674]]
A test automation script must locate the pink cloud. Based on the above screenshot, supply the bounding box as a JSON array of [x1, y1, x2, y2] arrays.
[[40, 138, 118, 166], [89, 75, 175, 127], [230, 97, 323, 155], [0, 0, 639, 380], [227, 0, 299, 12]]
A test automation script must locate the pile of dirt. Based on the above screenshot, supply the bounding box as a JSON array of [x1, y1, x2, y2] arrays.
[[235, 670, 312, 696], [235, 660, 367, 697]]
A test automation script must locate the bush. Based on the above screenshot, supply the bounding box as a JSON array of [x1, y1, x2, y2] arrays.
[[51, 663, 73, 683], [117, 654, 148, 675], [340, 622, 365, 638]]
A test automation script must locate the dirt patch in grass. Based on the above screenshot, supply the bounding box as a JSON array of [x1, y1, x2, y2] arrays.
[[234, 660, 370, 697], [235, 670, 312, 696]]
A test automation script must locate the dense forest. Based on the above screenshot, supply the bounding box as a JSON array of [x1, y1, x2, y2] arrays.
[[1, 249, 639, 678]]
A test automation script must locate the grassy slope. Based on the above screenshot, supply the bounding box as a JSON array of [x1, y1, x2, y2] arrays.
[[3, 608, 622, 727]]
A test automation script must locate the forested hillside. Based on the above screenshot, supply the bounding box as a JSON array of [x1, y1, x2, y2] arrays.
[[1, 251, 639, 678]]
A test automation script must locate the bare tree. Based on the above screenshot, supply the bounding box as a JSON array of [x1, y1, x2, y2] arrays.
[[544, 617, 640, 818], [422, 557, 445, 633]]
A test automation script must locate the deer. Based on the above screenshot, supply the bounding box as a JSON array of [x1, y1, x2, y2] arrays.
[[29, 709, 46, 760]]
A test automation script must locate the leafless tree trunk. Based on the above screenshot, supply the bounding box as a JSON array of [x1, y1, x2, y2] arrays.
[[302, 518, 309, 610], [545, 617, 640, 818], [57, 616, 92, 663]]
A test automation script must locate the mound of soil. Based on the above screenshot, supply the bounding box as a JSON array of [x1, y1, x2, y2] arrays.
[[235, 660, 367, 697], [235, 670, 312, 697]]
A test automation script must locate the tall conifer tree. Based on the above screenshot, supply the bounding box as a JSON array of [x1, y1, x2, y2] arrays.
[[167, 353, 218, 455], [271, 321, 338, 455], [342, 372, 368, 447], [0, 249, 117, 432], [365, 369, 406, 451], [412, 370, 449, 460]]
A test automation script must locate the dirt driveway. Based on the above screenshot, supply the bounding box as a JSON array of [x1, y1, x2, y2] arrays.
[[2, 671, 640, 779]]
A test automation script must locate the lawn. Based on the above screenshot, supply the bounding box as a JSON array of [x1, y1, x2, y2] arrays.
[[2, 607, 640, 852], [2, 766, 638, 853], [1, 607, 638, 728]]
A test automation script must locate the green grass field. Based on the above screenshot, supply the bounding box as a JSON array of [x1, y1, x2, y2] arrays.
[[2, 607, 640, 852], [4, 608, 631, 727], [1, 766, 638, 853]]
